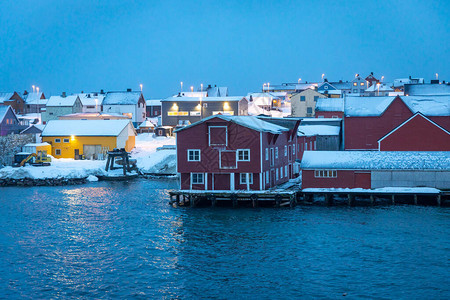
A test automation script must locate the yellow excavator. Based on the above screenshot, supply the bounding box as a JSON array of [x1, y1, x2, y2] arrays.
[[13, 151, 52, 167]]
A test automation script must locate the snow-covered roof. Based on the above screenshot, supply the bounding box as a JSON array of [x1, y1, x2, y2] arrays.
[[103, 91, 142, 105], [295, 83, 317, 90], [175, 91, 207, 97], [175, 115, 289, 134], [46, 95, 80, 107], [162, 96, 245, 102], [315, 98, 344, 112], [298, 125, 340, 136], [24, 142, 50, 147], [345, 96, 396, 116], [42, 120, 134, 136], [76, 93, 105, 106], [365, 83, 394, 92], [247, 93, 280, 106], [0, 105, 14, 121], [146, 99, 162, 106], [393, 78, 424, 87], [301, 151, 450, 170], [330, 82, 352, 90], [402, 96, 450, 116], [0, 92, 14, 103], [405, 83, 450, 96], [138, 119, 155, 128], [24, 92, 46, 104], [206, 86, 228, 97]]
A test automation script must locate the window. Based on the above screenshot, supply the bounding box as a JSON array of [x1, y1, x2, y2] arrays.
[[353, 82, 357, 86], [55, 138, 61, 143], [293, 144, 296, 155], [55, 149, 61, 155], [265, 171, 269, 184], [307, 107, 313, 114], [63, 138, 70, 143], [314, 170, 337, 178], [192, 173, 204, 184], [353, 89, 358, 93], [276, 169, 279, 180], [240, 173, 253, 184], [284, 145, 287, 156], [275, 147, 278, 159], [270, 148, 274, 166], [360, 82, 365, 86], [285, 165, 288, 177], [265, 148, 269, 160], [280, 167, 283, 178], [300, 96, 306, 102], [305, 142, 308, 150], [360, 89, 365, 93], [314, 96, 319, 102], [237, 149, 250, 161], [314, 141, 317, 150], [310, 141, 313, 150], [324, 85, 329, 90], [188, 149, 200, 161]]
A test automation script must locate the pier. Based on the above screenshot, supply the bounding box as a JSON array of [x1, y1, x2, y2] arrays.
[[169, 188, 449, 208]]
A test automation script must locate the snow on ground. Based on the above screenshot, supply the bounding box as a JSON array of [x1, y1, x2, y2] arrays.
[[131, 134, 176, 174], [0, 158, 106, 180], [0, 133, 177, 180]]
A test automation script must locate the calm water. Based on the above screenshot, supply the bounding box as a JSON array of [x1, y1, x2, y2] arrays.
[[0, 179, 449, 299]]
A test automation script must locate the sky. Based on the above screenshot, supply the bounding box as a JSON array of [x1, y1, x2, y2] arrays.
[[0, 0, 449, 98]]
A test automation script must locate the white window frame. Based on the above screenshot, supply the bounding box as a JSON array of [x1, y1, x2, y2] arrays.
[[55, 138, 61, 143], [239, 173, 253, 184], [208, 126, 228, 146], [191, 173, 204, 184], [187, 149, 201, 162], [237, 149, 250, 162], [314, 170, 337, 178]]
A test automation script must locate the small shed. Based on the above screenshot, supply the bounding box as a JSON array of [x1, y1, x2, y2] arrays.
[[22, 142, 52, 156], [154, 126, 173, 137]]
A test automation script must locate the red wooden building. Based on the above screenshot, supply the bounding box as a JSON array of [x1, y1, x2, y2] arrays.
[[378, 112, 450, 151], [315, 98, 344, 118], [344, 95, 450, 150], [301, 151, 450, 189], [176, 115, 299, 191]]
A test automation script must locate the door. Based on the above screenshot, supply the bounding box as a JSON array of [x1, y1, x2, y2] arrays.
[[83, 145, 102, 160], [354, 172, 371, 188], [74, 149, 80, 160], [213, 174, 230, 190]]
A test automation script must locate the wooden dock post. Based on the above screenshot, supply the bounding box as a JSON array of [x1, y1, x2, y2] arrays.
[[325, 194, 333, 206], [231, 194, 238, 208], [190, 195, 195, 208], [176, 194, 180, 205], [414, 194, 418, 205], [391, 194, 395, 205], [209, 195, 216, 207], [370, 195, 375, 206], [275, 194, 282, 208], [289, 194, 295, 208], [348, 194, 353, 206], [437, 194, 441, 207], [251, 194, 258, 208]]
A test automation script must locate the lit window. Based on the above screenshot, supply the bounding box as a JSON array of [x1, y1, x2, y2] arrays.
[[55, 138, 61, 143], [353, 82, 357, 86], [360, 82, 365, 86], [192, 173, 204, 184], [63, 138, 70, 143], [314, 170, 337, 178], [237, 149, 250, 161], [188, 149, 200, 161], [240, 173, 253, 184]]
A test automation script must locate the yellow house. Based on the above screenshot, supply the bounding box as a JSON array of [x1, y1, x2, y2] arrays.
[[41, 120, 136, 159]]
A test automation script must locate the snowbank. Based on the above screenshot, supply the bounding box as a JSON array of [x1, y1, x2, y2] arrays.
[[131, 134, 176, 174]]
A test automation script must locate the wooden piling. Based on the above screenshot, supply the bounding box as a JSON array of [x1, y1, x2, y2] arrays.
[[391, 194, 395, 205], [437, 194, 441, 207], [370, 195, 375, 206], [414, 194, 418, 205], [348, 194, 353, 206]]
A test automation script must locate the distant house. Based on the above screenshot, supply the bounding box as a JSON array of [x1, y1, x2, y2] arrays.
[[247, 93, 281, 111], [317, 82, 339, 94], [102, 90, 146, 126], [42, 94, 83, 124], [364, 83, 394, 96], [393, 77, 424, 91], [315, 98, 344, 118], [161, 96, 248, 127], [58, 112, 131, 120], [343, 95, 450, 150], [205, 85, 228, 97], [76, 92, 104, 113], [378, 112, 450, 151], [364, 73, 379, 87], [20, 124, 45, 142], [0, 106, 23, 136], [41, 120, 136, 159], [298, 123, 341, 152], [176, 115, 299, 191], [23, 92, 46, 114], [0, 92, 25, 114], [146, 99, 162, 117], [290, 89, 326, 117], [301, 151, 450, 189], [349, 75, 368, 95]]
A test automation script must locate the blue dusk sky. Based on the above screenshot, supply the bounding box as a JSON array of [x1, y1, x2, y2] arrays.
[[0, 0, 449, 98]]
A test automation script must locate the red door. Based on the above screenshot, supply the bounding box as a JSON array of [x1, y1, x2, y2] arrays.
[[214, 174, 230, 190], [354, 172, 371, 188]]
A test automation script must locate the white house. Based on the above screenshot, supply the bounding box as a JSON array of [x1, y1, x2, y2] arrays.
[[76, 93, 105, 113], [102, 90, 146, 126]]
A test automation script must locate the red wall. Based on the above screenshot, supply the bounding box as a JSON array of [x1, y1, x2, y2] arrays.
[[302, 170, 371, 189], [380, 114, 450, 151], [344, 97, 413, 150]]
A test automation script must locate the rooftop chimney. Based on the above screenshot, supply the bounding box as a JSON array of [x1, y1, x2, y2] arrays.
[[371, 72, 374, 75], [62, 92, 66, 98], [409, 75, 412, 79], [100, 89, 104, 94], [23, 90, 28, 95], [127, 88, 132, 92]]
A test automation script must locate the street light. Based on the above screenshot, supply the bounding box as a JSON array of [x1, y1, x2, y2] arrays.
[[267, 82, 270, 93], [381, 76, 384, 82], [298, 78, 301, 84], [190, 86, 194, 92], [321, 74, 325, 81], [140, 84, 143, 91], [32, 85, 35, 93], [263, 83, 266, 92], [201, 83, 203, 92], [180, 81, 183, 92], [436, 73, 439, 80], [36, 87, 39, 94], [377, 82, 381, 96]]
